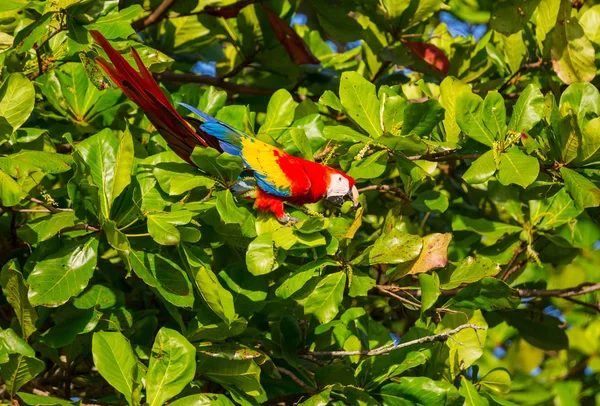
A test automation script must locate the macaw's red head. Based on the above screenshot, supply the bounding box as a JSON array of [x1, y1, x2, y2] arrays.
[[324, 168, 359, 209]]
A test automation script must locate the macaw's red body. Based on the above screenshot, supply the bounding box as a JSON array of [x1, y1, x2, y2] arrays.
[[89, 31, 359, 222]]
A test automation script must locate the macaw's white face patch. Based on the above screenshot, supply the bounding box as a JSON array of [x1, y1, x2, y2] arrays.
[[327, 174, 350, 198]]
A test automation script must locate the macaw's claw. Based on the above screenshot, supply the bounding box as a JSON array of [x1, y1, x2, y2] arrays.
[[279, 215, 299, 226]]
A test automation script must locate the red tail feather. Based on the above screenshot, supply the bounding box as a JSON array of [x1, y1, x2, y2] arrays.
[[89, 30, 218, 162]]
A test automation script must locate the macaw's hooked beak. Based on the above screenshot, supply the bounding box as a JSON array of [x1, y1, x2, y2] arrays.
[[327, 185, 360, 209]]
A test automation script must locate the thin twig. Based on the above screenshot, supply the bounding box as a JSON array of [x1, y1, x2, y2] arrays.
[[375, 285, 421, 308], [561, 296, 600, 312], [156, 71, 277, 96], [516, 283, 600, 298], [501, 242, 526, 281], [406, 150, 482, 162], [26, 197, 72, 214], [378, 283, 600, 299], [309, 323, 485, 357], [358, 184, 410, 201], [131, 0, 176, 31], [276, 367, 314, 395], [59, 224, 101, 234]]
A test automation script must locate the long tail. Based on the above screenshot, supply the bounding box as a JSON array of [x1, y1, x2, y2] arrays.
[[89, 30, 220, 162]]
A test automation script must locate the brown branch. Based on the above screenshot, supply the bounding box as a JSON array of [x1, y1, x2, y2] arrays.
[[516, 283, 600, 298], [501, 242, 527, 281], [379, 282, 600, 300], [499, 59, 545, 92], [358, 184, 410, 201], [26, 197, 72, 214], [405, 150, 482, 162], [131, 0, 176, 31], [309, 323, 485, 357], [276, 367, 314, 395], [59, 224, 101, 234], [155, 71, 277, 96], [375, 285, 421, 308]]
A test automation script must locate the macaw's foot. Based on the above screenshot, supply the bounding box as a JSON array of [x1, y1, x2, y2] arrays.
[[277, 214, 299, 226]]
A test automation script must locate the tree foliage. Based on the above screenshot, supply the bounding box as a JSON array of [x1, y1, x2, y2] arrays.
[[1, 0, 600, 404]]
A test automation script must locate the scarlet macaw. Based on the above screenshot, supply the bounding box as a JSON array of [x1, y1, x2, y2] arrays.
[[89, 31, 359, 223]]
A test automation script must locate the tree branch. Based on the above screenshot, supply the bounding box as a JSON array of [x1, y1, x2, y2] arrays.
[[405, 150, 482, 162], [276, 367, 314, 395], [358, 184, 410, 201], [59, 224, 101, 234], [309, 323, 485, 357], [131, 0, 176, 31], [26, 197, 72, 214], [155, 71, 277, 96], [379, 282, 600, 299]]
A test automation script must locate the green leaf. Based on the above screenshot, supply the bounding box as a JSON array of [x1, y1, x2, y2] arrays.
[[580, 5, 600, 44], [498, 148, 539, 188], [456, 92, 495, 147], [320, 90, 344, 111], [460, 376, 490, 406], [452, 216, 521, 243], [0, 169, 27, 206], [401, 99, 445, 138], [1, 354, 45, 396], [348, 270, 376, 298], [92, 331, 141, 406], [382, 95, 407, 136], [447, 278, 520, 311], [440, 76, 471, 143], [463, 151, 497, 184], [0, 73, 35, 133], [246, 233, 275, 276], [13, 13, 54, 53], [298, 387, 333, 406], [131, 251, 194, 309], [169, 394, 235, 406], [27, 236, 99, 307], [40, 307, 102, 348], [146, 327, 196, 406], [72, 284, 118, 310], [339, 71, 383, 137], [362, 229, 423, 265], [501, 310, 568, 350], [530, 187, 582, 230], [181, 244, 235, 324], [290, 128, 313, 160], [17, 212, 76, 244], [196, 355, 266, 400], [489, 0, 541, 35], [443, 256, 501, 289], [560, 167, 600, 209], [190, 147, 244, 183], [412, 190, 449, 213], [419, 273, 440, 312], [379, 377, 461, 406], [507, 85, 544, 133], [482, 91, 507, 140], [579, 117, 600, 163], [86, 5, 144, 39], [275, 259, 337, 299], [437, 310, 488, 377], [1, 260, 36, 339], [551, 2, 596, 84], [17, 392, 73, 406], [215, 190, 250, 226], [478, 368, 512, 394], [258, 89, 297, 139], [347, 150, 388, 180], [305, 271, 347, 324], [147, 210, 193, 246], [76, 129, 133, 220], [0, 1, 32, 12]]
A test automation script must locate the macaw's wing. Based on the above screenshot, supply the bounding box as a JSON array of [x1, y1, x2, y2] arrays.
[[178, 103, 310, 197]]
